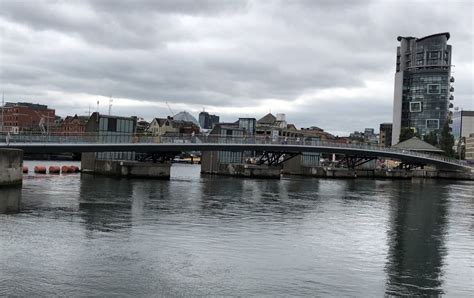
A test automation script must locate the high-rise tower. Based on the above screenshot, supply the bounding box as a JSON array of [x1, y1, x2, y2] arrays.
[[392, 32, 454, 145]]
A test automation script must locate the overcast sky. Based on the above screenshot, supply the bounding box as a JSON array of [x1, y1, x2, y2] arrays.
[[1, 0, 473, 135]]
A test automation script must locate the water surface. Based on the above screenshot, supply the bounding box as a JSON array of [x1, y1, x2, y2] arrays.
[[1, 163, 473, 296]]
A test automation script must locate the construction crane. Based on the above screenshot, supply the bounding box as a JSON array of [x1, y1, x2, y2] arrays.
[[166, 101, 174, 116]]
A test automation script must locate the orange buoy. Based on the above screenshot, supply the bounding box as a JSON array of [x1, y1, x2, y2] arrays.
[[34, 166, 47, 174], [61, 165, 71, 174], [22, 166, 29, 174], [69, 165, 80, 173], [49, 166, 61, 174]]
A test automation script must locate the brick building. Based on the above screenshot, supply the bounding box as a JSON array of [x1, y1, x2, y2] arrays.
[[60, 114, 89, 135], [1, 102, 55, 133]]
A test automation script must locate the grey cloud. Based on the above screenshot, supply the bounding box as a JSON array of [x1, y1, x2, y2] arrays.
[[0, 0, 472, 134]]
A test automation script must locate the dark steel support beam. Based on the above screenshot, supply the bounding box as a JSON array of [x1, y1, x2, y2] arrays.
[[336, 155, 377, 169], [136, 151, 179, 163], [256, 151, 301, 166]]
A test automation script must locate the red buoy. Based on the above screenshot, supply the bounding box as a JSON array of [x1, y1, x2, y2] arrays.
[[34, 166, 47, 174], [49, 166, 61, 174], [61, 165, 71, 173], [69, 165, 80, 173], [22, 166, 29, 174]]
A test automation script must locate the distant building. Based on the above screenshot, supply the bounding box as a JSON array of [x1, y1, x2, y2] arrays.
[[348, 129, 378, 145], [147, 116, 200, 140], [379, 123, 393, 147], [199, 111, 219, 129], [465, 133, 474, 161], [173, 111, 200, 128], [349, 131, 365, 143], [1, 102, 55, 133], [131, 116, 149, 134], [201, 123, 248, 173], [364, 128, 378, 144], [60, 114, 88, 135], [299, 126, 335, 141], [392, 136, 444, 154], [392, 32, 454, 145], [256, 113, 302, 139], [452, 109, 474, 140], [238, 118, 256, 136], [84, 112, 137, 161]]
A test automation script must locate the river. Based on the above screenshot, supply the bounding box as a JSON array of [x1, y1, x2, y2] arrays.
[[1, 162, 473, 296]]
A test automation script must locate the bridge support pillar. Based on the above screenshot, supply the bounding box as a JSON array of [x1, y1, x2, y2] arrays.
[[81, 153, 171, 179], [0, 149, 23, 186]]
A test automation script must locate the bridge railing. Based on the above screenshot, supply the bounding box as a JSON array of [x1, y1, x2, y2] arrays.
[[0, 132, 469, 167]]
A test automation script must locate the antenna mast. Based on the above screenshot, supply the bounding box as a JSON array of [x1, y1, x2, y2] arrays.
[[108, 96, 113, 115]]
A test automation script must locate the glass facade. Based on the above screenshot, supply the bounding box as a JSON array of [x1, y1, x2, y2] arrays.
[[96, 116, 136, 161], [394, 33, 453, 143], [301, 153, 320, 166], [401, 71, 449, 135], [238, 118, 256, 136], [452, 110, 462, 139]]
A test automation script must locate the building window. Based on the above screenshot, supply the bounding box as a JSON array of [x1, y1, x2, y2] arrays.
[[426, 119, 440, 129], [410, 102, 422, 112], [429, 51, 439, 59], [108, 118, 117, 131], [427, 84, 441, 94]]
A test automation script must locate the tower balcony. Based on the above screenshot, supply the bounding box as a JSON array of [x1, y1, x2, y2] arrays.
[[449, 95, 454, 100], [449, 103, 454, 108], [450, 76, 455, 83], [450, 86, 454, 92]]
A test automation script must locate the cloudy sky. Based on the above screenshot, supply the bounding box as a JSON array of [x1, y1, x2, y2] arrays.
[[0, 0, 472, 135]]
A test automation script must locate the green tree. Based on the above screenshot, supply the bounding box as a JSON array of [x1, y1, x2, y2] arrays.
[[423, 131, 438, 146], [439, 120, 455, 157], [399, 127, 417, 143]]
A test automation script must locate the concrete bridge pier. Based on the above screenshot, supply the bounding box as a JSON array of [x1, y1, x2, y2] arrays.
[[0, 149, 23, 186], [200, 151, 282, 179], [81, 152, 171, 179], [0, 149, 23, 214]]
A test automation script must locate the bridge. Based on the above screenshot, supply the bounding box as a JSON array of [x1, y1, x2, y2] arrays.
[[0, 133, 471, 171]]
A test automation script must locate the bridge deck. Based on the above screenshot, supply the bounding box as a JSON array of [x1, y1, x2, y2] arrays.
[[1, 141, 471, 171]]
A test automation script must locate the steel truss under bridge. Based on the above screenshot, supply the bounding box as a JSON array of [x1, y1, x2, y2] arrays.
[[336, 155, 378, 169], [136, 152, 180, 163], [396, 161, 426, 170], [257, 151, 301, 166]]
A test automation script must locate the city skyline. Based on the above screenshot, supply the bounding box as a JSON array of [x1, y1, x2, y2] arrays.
[[1, 0, 473, 136]]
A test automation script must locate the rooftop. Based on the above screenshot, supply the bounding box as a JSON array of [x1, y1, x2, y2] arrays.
[[393, 137, 444, 153]]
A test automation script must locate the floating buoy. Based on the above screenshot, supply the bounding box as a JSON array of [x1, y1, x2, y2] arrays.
[[69, 166, 80, 173], [49, 166, 60, 174], [22, 166, 28, 174], [61, 165, 71, 174], [34, 166, 47, 174]]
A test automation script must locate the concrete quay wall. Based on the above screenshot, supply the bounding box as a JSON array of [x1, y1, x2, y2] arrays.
[[0, 149, 23, 186], [282, 164, 473, 180], [202, 163, 281, 179]]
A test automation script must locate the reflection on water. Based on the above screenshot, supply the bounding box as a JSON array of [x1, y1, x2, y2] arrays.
[[0, 163, 473, 296], [0, 186, 21, 214], [385, 180, 448, 296], [79, 174, 134, 234]]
